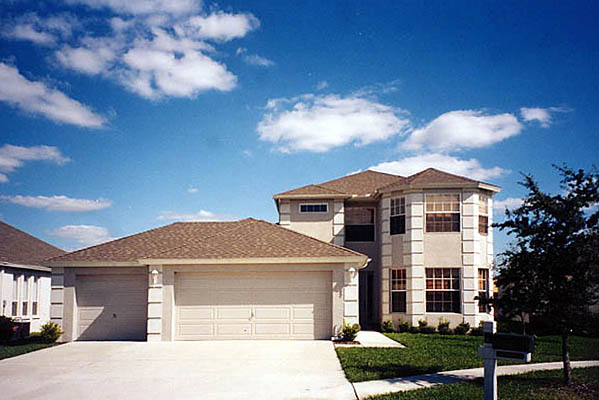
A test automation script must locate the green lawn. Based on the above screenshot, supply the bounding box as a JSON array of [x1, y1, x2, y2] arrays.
[[335, 333, 599, 382], [0, 343, 55, 360], [367, 367, 599, 400]]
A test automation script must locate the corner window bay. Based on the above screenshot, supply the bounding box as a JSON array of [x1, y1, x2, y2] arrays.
[[425, 194, 460, 232]]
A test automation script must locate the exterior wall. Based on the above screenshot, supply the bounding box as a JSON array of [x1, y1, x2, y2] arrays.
[[280, 200, 336, 243], [0, 266, 51, 332]]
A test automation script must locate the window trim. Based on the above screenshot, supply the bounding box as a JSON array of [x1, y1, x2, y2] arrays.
[[390, 197, 406, 235], [425, 193, 461, 233], [390, 268, 407, 313], [299, 203, 328, 213], [478, 268, 491, 313], [345, 207, 376, 242], [479, 194, 489, 235], [425, 267, 462, 313]]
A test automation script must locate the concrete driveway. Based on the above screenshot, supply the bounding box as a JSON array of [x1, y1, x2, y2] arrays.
[[0, 341, 356, 400]]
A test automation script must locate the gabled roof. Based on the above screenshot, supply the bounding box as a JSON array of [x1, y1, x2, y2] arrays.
[[48, 218, 367, 264], [275, 168, 500, 200], [274, 170, 406, 199], [0, 221, 65, 266]]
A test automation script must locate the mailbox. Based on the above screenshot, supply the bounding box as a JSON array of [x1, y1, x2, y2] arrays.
[[484, 331, 534, 362]]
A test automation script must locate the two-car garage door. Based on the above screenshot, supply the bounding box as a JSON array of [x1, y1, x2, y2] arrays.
[[175, 271, 332, 340]]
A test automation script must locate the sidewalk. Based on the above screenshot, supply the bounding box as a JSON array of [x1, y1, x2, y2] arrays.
[[352, 360, 599, 399]]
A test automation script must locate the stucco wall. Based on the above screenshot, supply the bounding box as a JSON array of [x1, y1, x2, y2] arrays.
[[279, 200, 336, 243], [423, 233, 462, 266]]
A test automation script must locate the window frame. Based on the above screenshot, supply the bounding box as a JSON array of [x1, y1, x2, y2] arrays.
[[299, 203, 328, 213], [22, 275, 29, 316], [478, 268, 491, 313], [12, 274, 19, 317], [425, 267, 461, 313], [32, 276, 39, 316], [425, 193, 461, 233], [390, 268, 407, 313], [390, 197, 406, 235], [479, 194, 489, 235], [345, 207, 376, 242]]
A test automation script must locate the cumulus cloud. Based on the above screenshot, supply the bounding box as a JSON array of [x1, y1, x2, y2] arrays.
[[403, 110, 522, 151], [0, 144, 70, 183], [493, 197, 523, 212], [257, 94, 410, 153], [520, 106, 569, 128], [64, 0, 200, 16], [156, 210, 235, 222], [236, 47, 274, 67], [0, 63, 106, 127], [175, 12, 260, 41], [0, 195, 112, 211], [369, 153, 506, 181], [2, 13, 79, 46], [50, 225, 114, 247]]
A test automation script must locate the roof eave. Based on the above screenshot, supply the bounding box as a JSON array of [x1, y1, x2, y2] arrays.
[[377, 182, 501, 194], [139, 256, 369, 266], [43, 261, 142, 267], [273, 194, 351, 200], [1, 262, 52, 272]]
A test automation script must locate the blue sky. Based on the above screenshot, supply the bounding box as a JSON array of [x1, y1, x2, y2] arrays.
[[0, 0, 597, 253]]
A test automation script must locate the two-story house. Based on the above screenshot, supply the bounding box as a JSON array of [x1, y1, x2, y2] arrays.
[[273, 168, 500, 330]]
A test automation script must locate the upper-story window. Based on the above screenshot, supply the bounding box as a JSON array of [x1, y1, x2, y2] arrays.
[[390, 197, 406, 235], [425, 194, 460, 232], [345, 207, 375, 242], [479, 194, 489, 235], [299, 203, 328, 213]]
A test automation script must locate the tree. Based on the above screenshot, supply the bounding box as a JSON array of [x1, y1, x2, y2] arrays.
[[494, 165, 599, 385]]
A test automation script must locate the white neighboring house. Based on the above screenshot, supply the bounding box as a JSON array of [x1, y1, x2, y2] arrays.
[[0, 221, 64, 332]]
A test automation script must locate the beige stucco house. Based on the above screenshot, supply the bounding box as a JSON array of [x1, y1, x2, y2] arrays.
[[1, 221, 64, 332], [46, 218, 368, 342], [274, 168, 500, 329]]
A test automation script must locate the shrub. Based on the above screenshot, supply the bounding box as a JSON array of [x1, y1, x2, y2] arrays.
[[381, 319, 395, 333], [341, 321, 360, 341], [418, 319, 436, 334], [469, 321, 484, 336], [408, 325, 420, 334], [0, 316, 14, 342], [397, 318, 410, 333], [39, 322, 64, 343], [437, 318, 451, 335], [454, 322, 471, 335]]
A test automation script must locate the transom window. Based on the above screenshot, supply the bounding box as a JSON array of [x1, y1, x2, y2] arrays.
[[299, 203, 328, 213], [425, 268, 461, 313], [390, 197, 406, 235], [479, 194, 489, 235], [478, 269, 491, 313], [391, 269, 407, 312], [345, 207, 375, 242], [425, 194, 460, 232]]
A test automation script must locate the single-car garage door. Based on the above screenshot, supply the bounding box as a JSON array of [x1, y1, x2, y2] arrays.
[[76, 274, 148, 341], [175, 271, 332, 340]]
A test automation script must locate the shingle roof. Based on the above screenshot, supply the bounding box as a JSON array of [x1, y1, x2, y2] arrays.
[[49, 218, 366, 263], [275, 168, 498, 199], [0, 221, 65, 265]]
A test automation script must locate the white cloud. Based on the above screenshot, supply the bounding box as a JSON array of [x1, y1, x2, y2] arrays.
[[236, 47, 274, 67], [369, 153, 506, 181], [175, 12, 259, 41], [520, 106, 569, 128], [56, 43, 116, 75], [156, 210, 235, 222], [5, 24, 56, 45], [257, 94, 410, 153], [64, 0, 200, 16], [316, 81, 329, 90], [493, 197, 523, 212], [403, 110, 522, 151], [0, 63, 106, 127], [0, 195, 112, 211], [0, 144, 70, 183], [50, 225, 114, 248], [2, 13, 79, 46], [187, 187, 199, 193]]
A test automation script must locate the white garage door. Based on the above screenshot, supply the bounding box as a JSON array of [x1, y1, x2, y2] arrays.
[[76, 274, 147, 341], [175, 271, 332, 340]]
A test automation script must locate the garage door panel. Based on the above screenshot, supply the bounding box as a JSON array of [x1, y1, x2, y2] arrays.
[[76, 274, 147, 341], [175, 271, 332, 340]]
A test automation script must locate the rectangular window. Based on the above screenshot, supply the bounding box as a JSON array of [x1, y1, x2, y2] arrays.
[[426, 268, 461, 312], [32, 277, 39, 315], [479, 194, 489, 235], [478, 269, 491, 313], [390, 197, 406, 235], [299, 203, 328, 213], [12, 275, 18, 316], [425, 194, 460, 232], [391, 269, 407, 312], [345, 207, 375, 242], [22, 276, 29, 316]]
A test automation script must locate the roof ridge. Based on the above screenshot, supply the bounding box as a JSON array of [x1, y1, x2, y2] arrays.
[[249, 218, 367, 258], [310, 183, 346, 194], [408, 167, 478, 183], [143, 219, 254, 258]]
